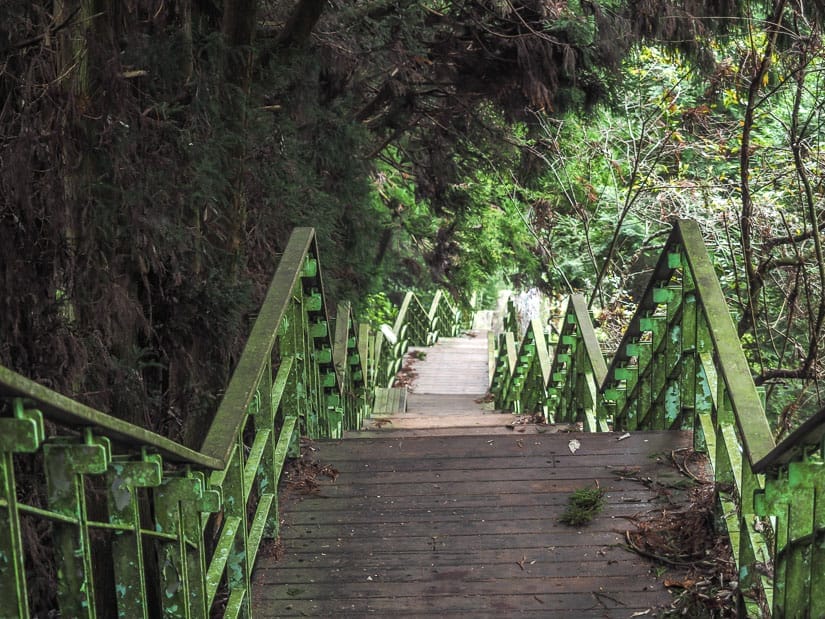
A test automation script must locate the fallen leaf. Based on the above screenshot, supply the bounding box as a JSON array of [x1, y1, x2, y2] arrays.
[[663, 578, 696, 589], [568, 439, 581, 454], [629, 611, 650, 617], [617, 432, 631, 441]]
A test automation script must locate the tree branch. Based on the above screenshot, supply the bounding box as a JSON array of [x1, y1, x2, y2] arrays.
[[754, 366, 817, 386], [1, 6, 81, 55], [737, 0, 787, 337], [259, 0, 326, 65]]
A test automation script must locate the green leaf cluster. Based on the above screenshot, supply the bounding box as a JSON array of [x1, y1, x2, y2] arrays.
[[560, 485, 606, 526]]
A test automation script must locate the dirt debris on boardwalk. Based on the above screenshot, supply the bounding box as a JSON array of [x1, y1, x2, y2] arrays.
[[620, 448, 749, 617], [256, 331, 741, 617], [252, 431, 739, 617]]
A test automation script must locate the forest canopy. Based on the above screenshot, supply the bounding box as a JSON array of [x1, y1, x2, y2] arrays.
[[1, 0, 824, 442]]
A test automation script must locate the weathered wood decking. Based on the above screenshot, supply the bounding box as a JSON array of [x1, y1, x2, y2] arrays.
[[252, 330, 692, 617], [254, 431, 692, 617], [362, 332, 507, 433]]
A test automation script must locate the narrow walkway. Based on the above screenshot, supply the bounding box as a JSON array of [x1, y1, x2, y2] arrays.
[[253, 330, 691, 616], [361, 328, 509, 435]]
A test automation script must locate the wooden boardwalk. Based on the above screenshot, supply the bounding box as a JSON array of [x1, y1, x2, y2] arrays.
[[361, 330, 509, 433], [252, 331, 691, 617]]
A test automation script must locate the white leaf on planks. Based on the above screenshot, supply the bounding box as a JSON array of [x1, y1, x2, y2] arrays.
[[568, 439, 581, 454]]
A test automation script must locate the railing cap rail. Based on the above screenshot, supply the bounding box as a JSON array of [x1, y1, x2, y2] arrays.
[[200, 227, 316, 464], [677, 219, 776, 466], [0, 365, 222, 468], [600, 219, 775, 466]]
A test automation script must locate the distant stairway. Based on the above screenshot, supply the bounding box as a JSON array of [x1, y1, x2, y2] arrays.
[[356, 323, 512, 436]]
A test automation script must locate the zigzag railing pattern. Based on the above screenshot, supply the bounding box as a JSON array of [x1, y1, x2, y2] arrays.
[[491, 219, 824, 617], [372, 290, 462, 388]]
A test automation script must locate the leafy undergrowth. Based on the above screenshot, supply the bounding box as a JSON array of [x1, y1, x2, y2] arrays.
[[560, 485, 606, 526], [622, 448, 761, 617]]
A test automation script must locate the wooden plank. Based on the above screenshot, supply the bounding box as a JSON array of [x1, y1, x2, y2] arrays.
[[280, 514, 655, 539], [280, 500, 666, 526], [256, 581, 669, 617], [284, 531, 628, 553], [265, 546, 648, 570], [252, 430, 693, 617], [260, 554, 657, 581], [257, 596, 661, 618], [345, 424, 572, 438], [286, 459, 684, 484], [405, 394, 491, 413], [258, 574, 662, 599], [288, 477, 682, 500], [306, 451, 681, 474], [310, 431, 690, 460], [372, 387, 407, 415], [356, 413, 514, 431], [264, 603, 665, 618], [279, 488, 670, 517], [284, 468, 682, 490]]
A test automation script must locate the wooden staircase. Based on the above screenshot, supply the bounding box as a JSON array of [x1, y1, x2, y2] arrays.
[[252, 329, 695, 616]]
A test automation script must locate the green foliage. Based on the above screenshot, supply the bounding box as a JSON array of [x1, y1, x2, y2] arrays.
[[361, 292, 397, 327], [560, 485, 606, 526], [4, 0, 825, 455]]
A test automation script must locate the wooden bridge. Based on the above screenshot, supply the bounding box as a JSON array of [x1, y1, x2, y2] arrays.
[[255, 330, 695, 616], [1, 221, 824, 618]]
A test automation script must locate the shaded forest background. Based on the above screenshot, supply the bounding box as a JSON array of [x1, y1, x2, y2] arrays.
[[2, 0, 825, 447]]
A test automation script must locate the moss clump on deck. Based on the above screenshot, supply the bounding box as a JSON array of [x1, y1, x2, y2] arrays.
[[560, 485, 605, 526]]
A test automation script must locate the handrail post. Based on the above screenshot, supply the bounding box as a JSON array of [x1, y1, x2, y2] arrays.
[[43, 433, 111, 617], [154, 473, 203, 618], [0, 400, 42, 618], [106, 452, 162, 618]]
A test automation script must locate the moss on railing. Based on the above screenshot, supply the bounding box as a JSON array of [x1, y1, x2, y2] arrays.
[[492, 317, 551, 415], [490, 219, 825, 617], [0, 227, 462, 618]]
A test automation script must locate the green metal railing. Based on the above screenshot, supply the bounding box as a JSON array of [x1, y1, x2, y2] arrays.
[[372, 290, 462, 388], [0, 227, 461, 617], [547, 294, 609, 432], [492, 317, 551, 415], [0, 228, 354, 618], [491, 219, 825, 617]]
